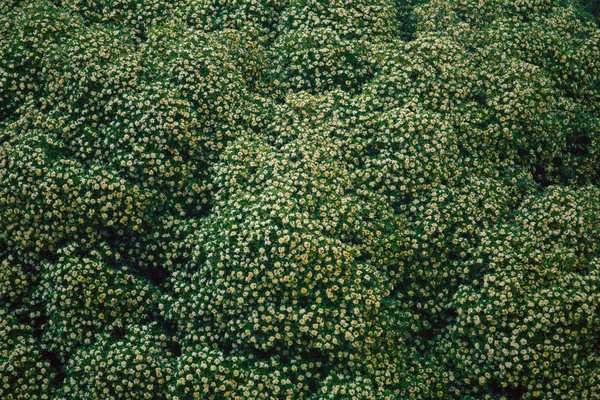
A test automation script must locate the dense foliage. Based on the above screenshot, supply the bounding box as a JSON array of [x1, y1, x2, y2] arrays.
[[1, 0, 599, 398]]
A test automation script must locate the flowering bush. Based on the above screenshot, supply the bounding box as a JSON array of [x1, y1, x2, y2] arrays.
[[34, 244, 159, 360], [1, 0, 600, 398], [0, 308, 56, 400], [433, 185, 600, 398], [273, 0, 397, 93], [58, 323, 174, 399]]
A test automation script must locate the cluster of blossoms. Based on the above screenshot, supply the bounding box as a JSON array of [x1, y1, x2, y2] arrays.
[[169, 345, 304, 399], [59, 0, 176, 37], [34, 243, 158, 360], [1, 0, 600, 398], [416, 0, 600, 184], [434, 186, 600, 398], [59, 323, 174, 399], [163, 130, 402, 395], [0, 308, 56, 399], [273, 0, 398, 93], [0, 243, 36, 312], [0, 8, 243, 259]]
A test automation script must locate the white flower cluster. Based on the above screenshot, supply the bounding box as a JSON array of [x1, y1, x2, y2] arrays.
[[169, 345, 301, 399], [0, 309, 56, 399], [1, 0, 599, 398], [59, 324, 174, 399], [273, 0, 397, 93], [34, 244, 158, 360], [438, 186, 600, 398]]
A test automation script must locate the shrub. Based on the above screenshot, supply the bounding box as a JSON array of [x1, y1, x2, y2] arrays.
[[34, 244, 158, 359], [59, 324, 174, 399], [0, 308, 56, 400], [1, 0, 600, 398]]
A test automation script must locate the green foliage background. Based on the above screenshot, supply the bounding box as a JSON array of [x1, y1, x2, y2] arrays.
[[0, 0, 599, 398]]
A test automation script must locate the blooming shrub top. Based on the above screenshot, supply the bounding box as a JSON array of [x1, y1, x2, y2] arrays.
[[1, 0, 599, 398]]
